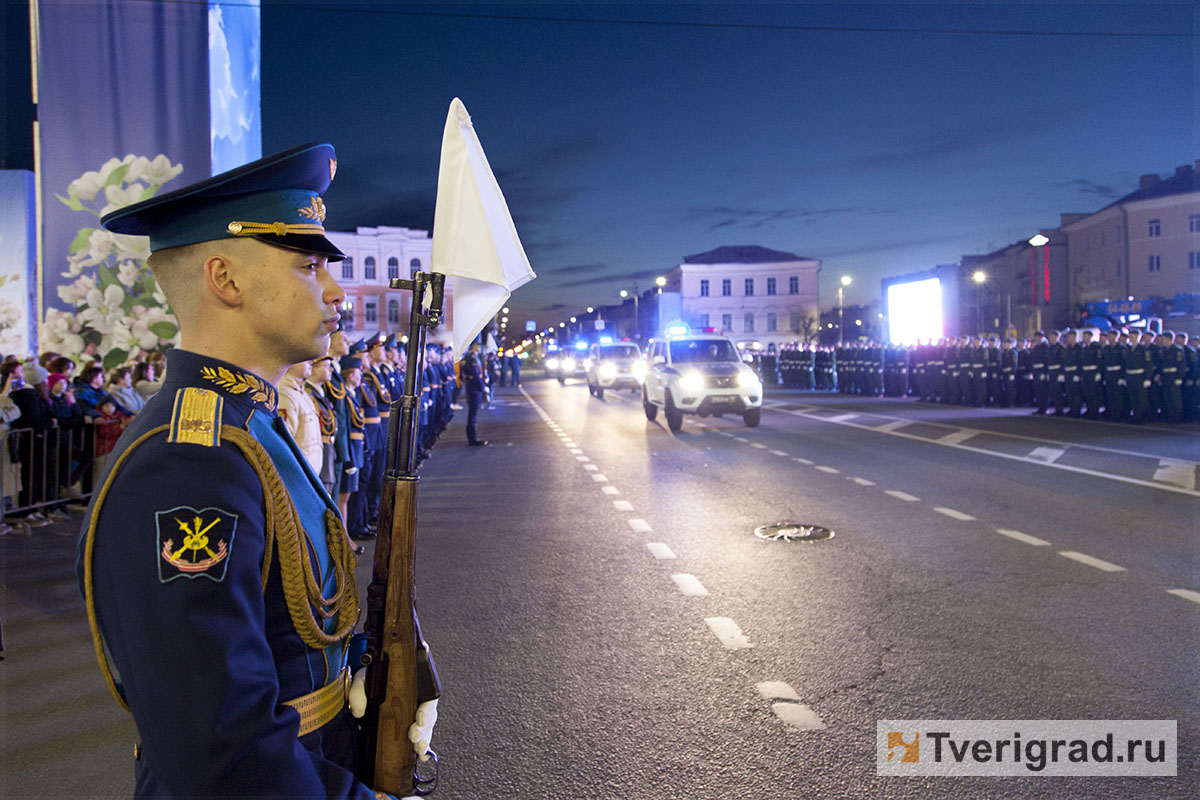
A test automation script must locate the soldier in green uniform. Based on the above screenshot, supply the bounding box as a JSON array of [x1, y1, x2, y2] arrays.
[[1030, 331, 1049, 414], [1045, 330, 1066, 415], [1180, 332, 1197, 422], [1101, 329, 1128, 422], [970, 335, 988, 407], [1127, 329, 1153, 423], [1079, 328, 1103, 420], [1062, 329, 1083, 417], [999, 337, 1017, 407], [985, 336, 1001, 406], [1159, 331, 1185, 423]]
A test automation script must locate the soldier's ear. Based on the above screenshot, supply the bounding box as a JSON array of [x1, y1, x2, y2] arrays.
[[203, 253, 245, 308]]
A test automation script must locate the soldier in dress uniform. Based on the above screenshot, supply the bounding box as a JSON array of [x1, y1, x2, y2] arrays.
[[306, 356, 339, 497], [363, 333, 393, 530], [970, 335, 988, 406], [1179, 332, 1197, 422], [1158, 331, 1185, 423], [1016, 337, 1033, 406], [1045, 330, 1066, 415], [985, 336, 1002, 405], [1062, 329, 1084, 417], [946, 336, 962, 405], [999, 337, 1017, 407], [347, 338, 382, 540], [76, 144, 425, 798], [1079, 328, 1103, 420], [1030, 331, 1049, 414], [1100, 329, 1128, 422], [1127, 329, 1153, 423]]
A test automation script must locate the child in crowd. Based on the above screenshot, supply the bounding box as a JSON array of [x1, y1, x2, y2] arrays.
[[92, 398, 129, 477]]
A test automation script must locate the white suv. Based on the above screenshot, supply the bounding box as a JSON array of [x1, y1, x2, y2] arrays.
[[643, 333, 763, 431], [585, 342, 644, 399]]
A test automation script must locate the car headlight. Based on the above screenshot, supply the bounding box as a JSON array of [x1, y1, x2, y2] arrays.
[[738, 368, 761, 389], [630, 361, 646, 378], [546, 358, 560, 370], [678, 369, 705, 393], [561, 357, 576, 372], [599, 362, 618, 380]]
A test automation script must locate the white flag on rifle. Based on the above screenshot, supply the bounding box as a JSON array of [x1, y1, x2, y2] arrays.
[[432, 97, 536, 355]]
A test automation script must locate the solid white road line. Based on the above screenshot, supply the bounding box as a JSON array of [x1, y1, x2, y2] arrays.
[[885, 490, 920, 502], [1059, 551, 1126, 573], [850, 477, 876, 486], [995, 528, 1050, 546], [756, 681, 801, 702], [613, 500, 634, 511], [627, 518, 653, 533], [933, 507, 976, 521], [671, 573, 709, 596], [646, 542, 676, 559], [601, 486, 620, 495], [771, 702, 826, 731], [704, 617, 753, 650], [815, 466, 840, 474], [770, 449, 788, 457], [792, 457, 814, 465], [1166, 589, 1200, 605]]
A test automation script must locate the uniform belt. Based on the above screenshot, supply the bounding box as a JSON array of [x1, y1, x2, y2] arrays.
[[321, 435, 333, 444], [973, 363, 984, 368], [1128, 369, 1144, 374], [1033, 363, 1045, 368], [1082, 365, 1098, 370], [365, 416, 382, 423], [1104, 366, 1121, 371], [1064, 366, 1077, 371], [1002, 368, 1013, 372], [378, 411, 390, 418], [283, 667, 350, 738], [1163, 368, 1178, 373], [349, 432, 365, 440]]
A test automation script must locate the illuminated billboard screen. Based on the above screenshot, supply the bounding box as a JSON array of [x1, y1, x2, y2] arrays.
[[886, 278, 943, 344]]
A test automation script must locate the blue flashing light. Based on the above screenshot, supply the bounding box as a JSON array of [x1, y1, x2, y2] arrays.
[[574, 340, 588, 350]]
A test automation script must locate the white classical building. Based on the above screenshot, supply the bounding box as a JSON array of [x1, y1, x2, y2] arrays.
[[661, 245, 821, 349], [324, 226, 456, 342]]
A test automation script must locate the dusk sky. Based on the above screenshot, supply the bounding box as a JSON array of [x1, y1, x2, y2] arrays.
[[262, 2, 1195, 333]]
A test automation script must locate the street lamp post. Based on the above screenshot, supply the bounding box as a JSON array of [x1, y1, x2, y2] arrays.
[[838, 275, 852, 344], [620, 285, 640, 342]]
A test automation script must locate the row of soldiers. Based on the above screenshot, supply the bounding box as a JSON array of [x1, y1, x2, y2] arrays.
[[768, 330, 1199, 423], [310, 329, 457, 543]]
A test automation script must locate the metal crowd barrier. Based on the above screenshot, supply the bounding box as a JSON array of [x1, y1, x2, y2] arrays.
[[1, 424, 100, 532]]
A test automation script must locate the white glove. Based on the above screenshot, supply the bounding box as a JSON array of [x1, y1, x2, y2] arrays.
[[349, 668, 367, 718], [408, 699, 438, 761]]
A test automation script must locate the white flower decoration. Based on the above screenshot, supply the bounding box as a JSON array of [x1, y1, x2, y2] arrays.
[[69, 170, 105, 202], [139, 154, 183, 186], [77, 284, 127, 335], [116, 260, 141, 288], [57, 274, 97, 306]]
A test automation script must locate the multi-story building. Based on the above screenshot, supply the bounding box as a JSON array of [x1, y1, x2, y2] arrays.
[[1063, 161, 1199, 314], [660, 245, 820, 349], [324, 225, 455, 342]]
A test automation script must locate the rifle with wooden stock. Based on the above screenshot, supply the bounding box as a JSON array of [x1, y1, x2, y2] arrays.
[[357, 270, 445, 797]]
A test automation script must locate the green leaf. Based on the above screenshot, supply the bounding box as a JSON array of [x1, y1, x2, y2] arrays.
[[120, 294, 137, 314], [140, 185, 158, 201], [69, 228, 95, 254], [102, 348, 128, 370], [82, 329, 102, 346], [97, 265, 119, 291], [105, 163, 131, 187], [149, 321, 178, 340], [56, 192, 85, 211]]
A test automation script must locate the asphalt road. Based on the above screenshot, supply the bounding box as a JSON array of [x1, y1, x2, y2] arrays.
[[2, 377, 1196, 798]]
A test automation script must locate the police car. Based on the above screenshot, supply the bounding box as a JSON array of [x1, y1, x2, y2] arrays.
[[544, 342, 588, 384], [585, 340, 644, 399], [642, 329, 763, 431]]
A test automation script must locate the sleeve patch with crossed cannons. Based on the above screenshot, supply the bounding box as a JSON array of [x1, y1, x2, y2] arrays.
[[156, 506, 239, 583]]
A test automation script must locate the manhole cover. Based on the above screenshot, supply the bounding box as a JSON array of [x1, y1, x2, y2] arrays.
[[754, 523, 835, 542]]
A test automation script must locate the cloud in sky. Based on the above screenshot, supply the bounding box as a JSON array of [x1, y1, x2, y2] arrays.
[[692, 206, 859, 231], [1051, 178, 1122, 199]]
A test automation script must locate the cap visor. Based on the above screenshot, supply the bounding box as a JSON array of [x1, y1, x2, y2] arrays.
[[252, 233, 345, 261]]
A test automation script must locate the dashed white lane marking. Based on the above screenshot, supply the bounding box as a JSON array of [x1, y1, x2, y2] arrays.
[[771, 702, 826, 731], [750, 442, 767, 449], [1059, 551, 1126, 573], [769, 449, 788, 457], [938, 428, 979, 445], [885, 490, 920, 502], [792, 457, 814, 465], [583, 464, 598, 472], [613, 500, 634, 512], [1028, 446, 1066, 464], [876, 420, 910, 432], [705, 617, 754, 650], [995, 528, 1050, 546], [646, 542, 676, 559], [1166, 589, 1200, 605], [601, 486, 620, 495], [734, 437, 750, 443], [576, 455, 590, 462], [827, 413, 858, 422], [671, 573, 709, 596], [933, 507, 976, 521], [627, 518, 653, 533], [1155, 459, 1197, 491], [850, 477, 876, 486], [569, 448, 583, 454], [756, 681, 801, 702], [815, 466, 840, 474], [591, 473, 609, 483], [562, 441, 577, 447]]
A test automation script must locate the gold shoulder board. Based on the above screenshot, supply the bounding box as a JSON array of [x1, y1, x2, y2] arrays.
[[167, 388, 223, 446]]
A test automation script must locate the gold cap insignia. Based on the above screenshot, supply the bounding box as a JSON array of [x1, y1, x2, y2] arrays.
[[298, 196, 326, 223]]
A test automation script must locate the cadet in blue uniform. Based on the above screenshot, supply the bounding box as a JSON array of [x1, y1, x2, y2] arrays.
[[76, 144, 425, 799]]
